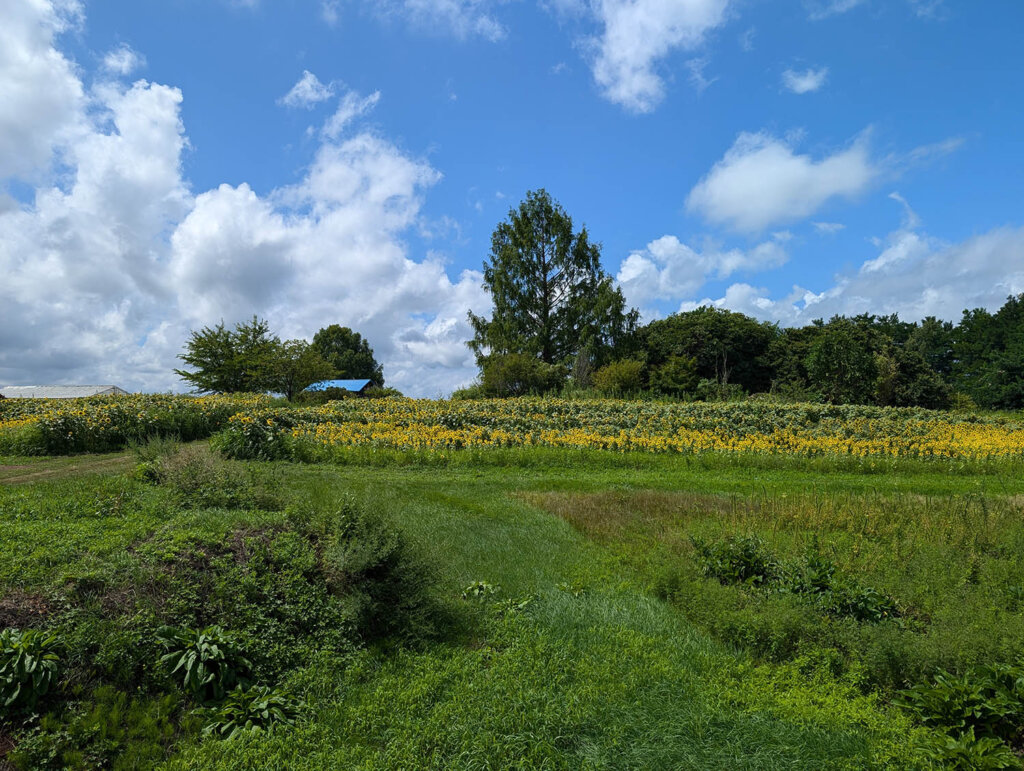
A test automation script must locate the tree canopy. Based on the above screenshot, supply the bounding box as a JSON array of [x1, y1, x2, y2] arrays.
[[468, 189, 638, 378], [176, 318, 371, 398], [311, 325, 385, 386]]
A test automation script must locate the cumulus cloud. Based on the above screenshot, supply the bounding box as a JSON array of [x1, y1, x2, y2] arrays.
[[686, 130, 878, 232], [781, 66, 828, 94], [279, 70, 334, 109], [588, 0, 732, 112], [616, 232, 789, 310], [102, 43, 145, 75], [0, 0, 85, 179], [0, 1, 487, 396], [681, 199, 1024, 326]]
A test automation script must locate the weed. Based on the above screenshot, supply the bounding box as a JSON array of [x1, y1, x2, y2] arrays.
[[1, 628, 60, 712]]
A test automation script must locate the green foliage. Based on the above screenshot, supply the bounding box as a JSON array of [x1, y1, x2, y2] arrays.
[[479, 353, 567, 397], [314, 501, 440, 643], [156, 625, 253, 703], [176, 316, 281, 394], [198, 685, 303, 741], [311, 324, 385, 386], [461, 581, 499, 601], [642, 306, 777, 395], [157, 443, 283, 509], [806, 318, 879, 404], [591, 359, 644, 397], [269, 339, 335, 401], [900, 663, 1024, 747], [692, 535, 778, 587], [1, 627, 60, 711], [913, 728, 1020, 770], [11, 687, 195, 770], [468, 189, 638, 369], [648, 354, 698, 397]]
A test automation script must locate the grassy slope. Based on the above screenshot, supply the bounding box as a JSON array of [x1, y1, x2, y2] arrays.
[[163, 460, 948, 769], [8, 454, 1015, 767]]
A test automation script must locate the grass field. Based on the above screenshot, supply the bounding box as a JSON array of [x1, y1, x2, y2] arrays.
[[3, 399, 1024, 768]]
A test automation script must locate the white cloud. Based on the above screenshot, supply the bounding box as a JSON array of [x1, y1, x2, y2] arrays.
[[686, 130, 878, 232], [322, 88, 382, 139], [0, 1, 487, 396], [321, 0, 340, 26], [781, 66, 828, 94], [805, 0, 865, 20], [102, 43, 145, 76], [686, 57, 717, 93], [616, 233, 788, 309], [370, 0, 508, 41], [682, 200, 1024, 326], [813, 221, 845, 234], [279, 70, 334, 109], [0, 0, 85, 179], [588, 0, 732, 113]]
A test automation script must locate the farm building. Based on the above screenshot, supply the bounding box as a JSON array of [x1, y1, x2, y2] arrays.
[[0, 385, 130, 399], [304, 379, 373, 395]]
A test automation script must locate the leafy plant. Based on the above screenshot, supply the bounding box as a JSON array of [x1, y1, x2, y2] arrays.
[[198, 685, 303, 740], [913, 727, 1020, 770], [461, 581, 499, 601], [1, 627, 61, 711], [692, 535, 778, 587], [156, 625, 251, 703]]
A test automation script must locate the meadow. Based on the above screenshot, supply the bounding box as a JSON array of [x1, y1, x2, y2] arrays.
[[2, 394, 1024, 768]]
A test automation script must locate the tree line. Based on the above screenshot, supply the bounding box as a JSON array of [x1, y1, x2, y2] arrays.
[[176, 319, 387, 399], [465, 189, 1024, 411]]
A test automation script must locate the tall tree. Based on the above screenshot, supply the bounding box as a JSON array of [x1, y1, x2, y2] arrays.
[[311, 325, 385, 385], [175, 316, 280, 394], [271, 339, 335, 400], [468, 189, 637, 372]]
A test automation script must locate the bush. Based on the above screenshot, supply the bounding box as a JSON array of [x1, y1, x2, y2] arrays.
[[480, 354, 567, 397], [312, 500, 440, 643], [1, 628, 61, 712], [592, 359, 644, 397], [156, 625, 252, 703], [157, 444, 282, 509], [692, 536, 778, 587], [198, 685, 303, 741]]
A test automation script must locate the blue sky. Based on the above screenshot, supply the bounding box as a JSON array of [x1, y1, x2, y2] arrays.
[[2, 0, 1023, 395]]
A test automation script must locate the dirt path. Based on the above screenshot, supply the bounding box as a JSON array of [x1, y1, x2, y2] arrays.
[[0, 453, 132, 485]]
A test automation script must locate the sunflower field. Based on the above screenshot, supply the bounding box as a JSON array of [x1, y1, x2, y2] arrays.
[[0, 394, 269, 455], [215, 397, 1024, 465]]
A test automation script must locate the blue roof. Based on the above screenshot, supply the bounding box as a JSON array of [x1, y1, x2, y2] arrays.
[[305, 379, 373, 393]]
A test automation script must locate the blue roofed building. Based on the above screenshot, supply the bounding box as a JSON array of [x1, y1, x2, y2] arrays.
[[304, 379, 373, 395]]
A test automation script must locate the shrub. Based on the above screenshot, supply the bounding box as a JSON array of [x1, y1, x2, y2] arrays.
[[592, 359, 644, 397], [157, 444, 281, 510], [156, 625, 252, 703], [1, 628, 61, 712], [480, 354, 567, 397], [900, 663, 1024, 744], [913, 728, 1019, 770], [692, 535, 778, 587], [198, 685, 303, 740], [314, 501, 439, 643]]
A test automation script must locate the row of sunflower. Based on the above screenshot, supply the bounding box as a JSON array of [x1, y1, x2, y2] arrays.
[[0, 394, 269, 454], [218, 397, 1024, 463]]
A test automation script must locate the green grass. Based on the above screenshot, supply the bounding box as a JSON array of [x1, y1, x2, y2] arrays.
[[9, 449, 1024, 767]]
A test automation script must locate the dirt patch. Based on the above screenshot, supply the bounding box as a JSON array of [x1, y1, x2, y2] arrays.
[[0, 589, 51, 629]]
